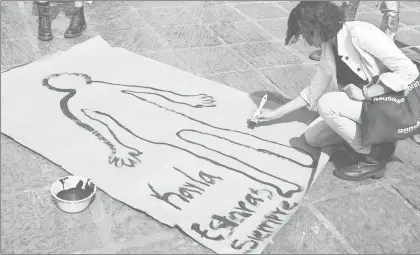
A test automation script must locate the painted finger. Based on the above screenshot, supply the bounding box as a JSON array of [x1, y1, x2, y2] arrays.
[[132, 154, 141, 163], [109, 156, 117, 165], [125, 158, 135, 167], [129, 150, 141, 157], [130, 158, 140, 166], [115, 158, 123, 168]]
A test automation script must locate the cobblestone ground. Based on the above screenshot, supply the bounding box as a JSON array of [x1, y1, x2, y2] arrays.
[[1, 1, 420, 254]]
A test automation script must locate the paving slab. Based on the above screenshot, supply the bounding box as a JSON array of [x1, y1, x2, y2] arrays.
[[391, 176, 420, 212], [128, 1, 186, 9], [99, 28, 168, 54], [262, 206, 348, 254], [138, 5, 245, 27], [233, 41, 303, 68], [116, 231, 212, 254], [1, 14, 34, 39], [394, 139, 420, 169], [402, 1, 420, 11], [169, 46, 252, 76], [395, 29, 420, 49], [1, 189, 103, 254], [257, 18, 288, 40], [84, 1, 131, 14], [314, 188, 420, 254], [155, 25, 222, 48], [71, 247, 117, 254], [1, 3, 24, 18], [274, 1, 298, 11], [0, 1, 20, 8], [86, 9, 148, 31], [234, 2, 289, 20], [351, 2, 375, 13], [98, 190, 174, 245], [1, 38, 39, 71], [257, 18, 317, 60], [362, 1, 410, 11], [206, 70, 279, 95], [1, 135, 69, 194], [210, 21, 271, 44], [399, 10, 420, 27], [355, 10, 382, 28], [261, 64, 317, 98], [142, 50, 181, 69], [304, 158, 419, 204]]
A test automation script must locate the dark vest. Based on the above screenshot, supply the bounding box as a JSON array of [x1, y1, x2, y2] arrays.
[[333, 45, 369, 88]]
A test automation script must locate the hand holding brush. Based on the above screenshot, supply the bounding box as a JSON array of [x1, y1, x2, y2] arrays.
[[247, 94, 268, 129]]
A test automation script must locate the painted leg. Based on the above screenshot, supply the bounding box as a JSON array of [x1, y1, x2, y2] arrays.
[[176, 128, 305, 199], [82, 108, 302, 199], [208, 126, 316, 168]]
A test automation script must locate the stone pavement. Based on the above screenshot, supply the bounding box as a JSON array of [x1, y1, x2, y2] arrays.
[[1, 1, 420, 254]]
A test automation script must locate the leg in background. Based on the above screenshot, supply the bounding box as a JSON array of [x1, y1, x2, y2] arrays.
[[344, 0, 360, 22], [379, 1, 400, 40], [64, 1, 86, 38], [37, 1, 53, 41], [74, 1, 84, 8]]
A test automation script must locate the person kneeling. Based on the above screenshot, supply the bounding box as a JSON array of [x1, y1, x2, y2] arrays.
[[253, 1, 420, 181]]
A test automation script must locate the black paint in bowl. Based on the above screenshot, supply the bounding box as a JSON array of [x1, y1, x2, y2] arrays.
[[56, 187, 91, 201]]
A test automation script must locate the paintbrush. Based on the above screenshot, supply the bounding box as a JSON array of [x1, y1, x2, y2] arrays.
[[247, 94, 268, 129]]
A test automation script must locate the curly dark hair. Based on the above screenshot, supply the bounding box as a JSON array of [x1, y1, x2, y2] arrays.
[[285, 1, 345, 45]]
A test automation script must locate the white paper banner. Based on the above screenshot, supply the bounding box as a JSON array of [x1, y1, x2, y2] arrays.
[[1, 36, 323, 254]]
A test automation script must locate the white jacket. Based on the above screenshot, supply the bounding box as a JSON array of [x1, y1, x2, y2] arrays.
[[300, 21, 419, 110]]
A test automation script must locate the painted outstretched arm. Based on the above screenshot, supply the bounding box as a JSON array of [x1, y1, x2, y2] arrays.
[[94, 81, 216, 108], [41, 72, 141, 168], [77, 109, 142, 168]]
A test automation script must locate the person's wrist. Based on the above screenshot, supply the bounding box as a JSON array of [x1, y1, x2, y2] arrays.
[[272, 110, 284, 120], [362, 85, 371, 101]]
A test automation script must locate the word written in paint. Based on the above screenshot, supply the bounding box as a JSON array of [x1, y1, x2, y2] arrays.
[[231, 200, 299, 253], [191, 187, 274, 241], [148, 167, 223, 210]]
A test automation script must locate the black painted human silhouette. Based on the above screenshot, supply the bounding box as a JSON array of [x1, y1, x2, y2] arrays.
[[42, 72, 316, 198]]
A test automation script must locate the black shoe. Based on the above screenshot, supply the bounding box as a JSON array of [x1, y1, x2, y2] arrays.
[[309, 49, 322, 61], [37, 2, 53, 41], [334, 155, 387, 181], [64, 7, 86, 38], [333, 142, 396, 181]]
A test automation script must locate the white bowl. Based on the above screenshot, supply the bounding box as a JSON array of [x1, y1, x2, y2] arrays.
[[50, 175, 97, 213]]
